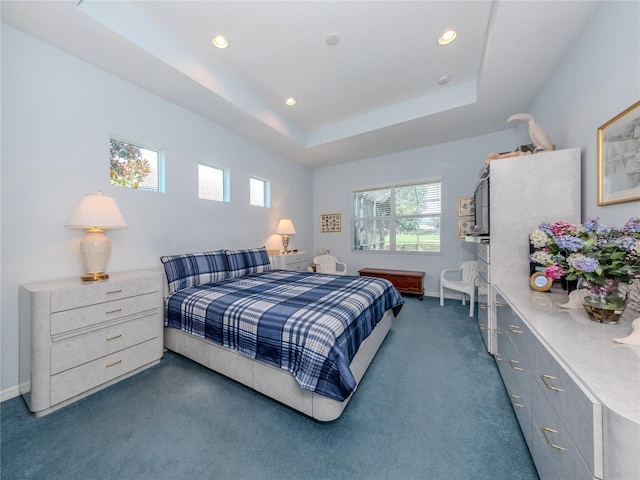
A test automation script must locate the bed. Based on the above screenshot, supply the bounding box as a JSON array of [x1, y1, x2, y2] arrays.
[[161, 247, 404, 421]]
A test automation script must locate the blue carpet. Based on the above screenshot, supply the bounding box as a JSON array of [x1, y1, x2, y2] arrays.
[[1, 296, 538, 479]]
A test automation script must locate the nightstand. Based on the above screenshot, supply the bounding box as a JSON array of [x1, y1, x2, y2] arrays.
[[269, 252, 310, 272], [19, 269, 164, 416]]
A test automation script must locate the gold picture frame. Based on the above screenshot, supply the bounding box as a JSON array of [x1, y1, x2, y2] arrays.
[[458, 197, 475, 216], [597, 99, 640, 206], [320, 213, 341, 233], [458, 216, 474, 239]]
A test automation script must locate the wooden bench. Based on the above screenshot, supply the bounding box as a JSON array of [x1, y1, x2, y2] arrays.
[[358, 268, 424, 301]]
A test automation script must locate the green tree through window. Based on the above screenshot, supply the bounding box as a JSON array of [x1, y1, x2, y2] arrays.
[[110, 138, 153, 189]]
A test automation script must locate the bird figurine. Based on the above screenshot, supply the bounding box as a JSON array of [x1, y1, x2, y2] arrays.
[[507, 113, 554, 152]]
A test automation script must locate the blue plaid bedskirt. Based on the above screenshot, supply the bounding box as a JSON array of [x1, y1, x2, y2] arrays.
[[165, 270, 404, 401]]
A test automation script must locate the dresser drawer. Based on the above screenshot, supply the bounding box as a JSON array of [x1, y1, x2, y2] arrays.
[[50, 274, 160, 312], [50, 338, 161, 406], [51, 292, 159, 336], [532, 387, 594, 480], [478, 258, 490, 283], [51, 314, 159, 374], [477, 243, 490, 263], [529, 339, 601, 476]]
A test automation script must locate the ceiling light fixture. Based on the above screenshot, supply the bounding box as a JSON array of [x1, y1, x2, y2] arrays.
[[211, 34, 229, 49], [438, 30, 457, 46], [285, 97, 297, 106]]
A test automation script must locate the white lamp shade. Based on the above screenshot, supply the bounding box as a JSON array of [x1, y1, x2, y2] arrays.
[[66, 192, 127, 229], [275, 219, 296, 235]]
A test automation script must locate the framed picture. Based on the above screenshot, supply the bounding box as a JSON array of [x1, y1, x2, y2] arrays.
[[597, 100, 640, 206], [320, 213, 341, 233], [458, 197, 475, 216], [458, 216, 474, 239]]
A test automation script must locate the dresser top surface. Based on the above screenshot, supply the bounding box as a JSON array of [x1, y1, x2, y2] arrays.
[[496, 283, 640, 424], [21, 269, 162, 292]]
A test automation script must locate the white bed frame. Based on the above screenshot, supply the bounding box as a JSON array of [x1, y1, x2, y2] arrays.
[[164, 309, 393, 421]]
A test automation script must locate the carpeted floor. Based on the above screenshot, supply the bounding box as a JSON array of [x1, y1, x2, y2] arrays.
[[0, 296, 538, 480]]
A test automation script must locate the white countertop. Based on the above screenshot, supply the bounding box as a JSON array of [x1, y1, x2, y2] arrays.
[[495, 283, 640, 425]]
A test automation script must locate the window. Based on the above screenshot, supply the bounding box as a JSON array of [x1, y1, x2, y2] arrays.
[[352, 179, 442, 253], [198, 163, 229, 202], [250, 177, 270, 207], [110, 137, 163, 192]]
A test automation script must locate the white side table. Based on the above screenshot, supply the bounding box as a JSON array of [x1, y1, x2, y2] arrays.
[[269, 252, 309, 272]]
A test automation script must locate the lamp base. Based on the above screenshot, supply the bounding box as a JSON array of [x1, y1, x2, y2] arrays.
[[281, 235, 290, 254], [81, 272, 109, 282], [79, 228, 112, 281]]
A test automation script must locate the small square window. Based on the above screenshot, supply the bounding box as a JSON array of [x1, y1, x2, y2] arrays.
[[198, 163, 229, 202], [110, 137, 163, 192], [250, 177, 270, 208]]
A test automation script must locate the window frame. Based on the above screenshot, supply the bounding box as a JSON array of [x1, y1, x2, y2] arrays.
[[109, 135, 165, 193], [352, 177, 442, 254], [249, 176, 271, 208], [198, 162, 230, 202]]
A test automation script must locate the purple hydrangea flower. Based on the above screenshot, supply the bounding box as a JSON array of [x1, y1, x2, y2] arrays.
[[573, 256, 599, 272], [623, 217, 640, 233], [555, 235, 584, 252], [538, 222, 553, 236]]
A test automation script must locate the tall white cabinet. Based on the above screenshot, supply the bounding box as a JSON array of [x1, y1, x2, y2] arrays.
[[482, 148, 582, 353]]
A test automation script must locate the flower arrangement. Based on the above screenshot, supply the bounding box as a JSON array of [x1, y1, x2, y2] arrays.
[[529, 218, 640, 283], [529, 218, 640, 316]]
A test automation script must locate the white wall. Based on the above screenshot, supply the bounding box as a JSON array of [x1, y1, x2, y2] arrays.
[[0, 25, 313, 395], [312, 129, 516, 295], [528, 0, 640, 224]]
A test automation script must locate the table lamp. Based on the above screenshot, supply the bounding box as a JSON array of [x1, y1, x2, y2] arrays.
[[275, 219, 296, 254], [66, 191, 128, 281]]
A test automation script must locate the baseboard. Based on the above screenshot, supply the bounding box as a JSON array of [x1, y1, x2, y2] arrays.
[[1, 384, 23, 403]]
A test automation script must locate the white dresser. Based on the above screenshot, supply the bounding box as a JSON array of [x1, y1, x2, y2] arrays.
[[270, 252, 309, 272], [494, 284, 639, 479], [19, 269, 164, 416]]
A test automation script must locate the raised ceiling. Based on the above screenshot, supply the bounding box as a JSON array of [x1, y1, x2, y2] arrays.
[[1, 1, 599, 167]]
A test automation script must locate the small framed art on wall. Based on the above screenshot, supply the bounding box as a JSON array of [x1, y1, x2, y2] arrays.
[[320, 213, 341, 233]]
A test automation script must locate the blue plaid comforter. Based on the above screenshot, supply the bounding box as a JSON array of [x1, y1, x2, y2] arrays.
[[165, 270, 404, 401]]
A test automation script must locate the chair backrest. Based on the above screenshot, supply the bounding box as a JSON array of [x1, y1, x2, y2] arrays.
[[314, 254, 338, 273], [461, 261, 479, 283]]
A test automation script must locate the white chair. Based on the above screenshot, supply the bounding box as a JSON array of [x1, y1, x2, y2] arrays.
[[313, 254, 348, 275], [439, 261, 479, 317]]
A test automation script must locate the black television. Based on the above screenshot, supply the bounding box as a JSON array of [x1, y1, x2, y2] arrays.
[[470, 173, 489, 236]]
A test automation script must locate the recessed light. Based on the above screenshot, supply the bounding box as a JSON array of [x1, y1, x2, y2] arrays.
[[438, 30, 457, 46], [211, 34, 229, 49], [285, 97, 297, 106]]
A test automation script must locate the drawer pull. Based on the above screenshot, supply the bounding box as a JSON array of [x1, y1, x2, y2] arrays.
[[540, 374, 565, 392], [541, 427, 567, 451], [494, 301, 503, 307], [479, 323, 486, 330], [494, 353, 503, 361], [508, 325, 523, 334], [495, 327, 503, 335], [479, 304, 487, 310], [106, 308, 122, 315], [509, 359, 523, 371], [106, 359, 122, 368], [106, 289, 123, 295], [510, 394, 524, 408], [106, 334, 122, 341]]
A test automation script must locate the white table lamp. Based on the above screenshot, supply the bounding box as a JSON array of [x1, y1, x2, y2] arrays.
[[275, 219, 296, 254], [66, 191, 127, 281]]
